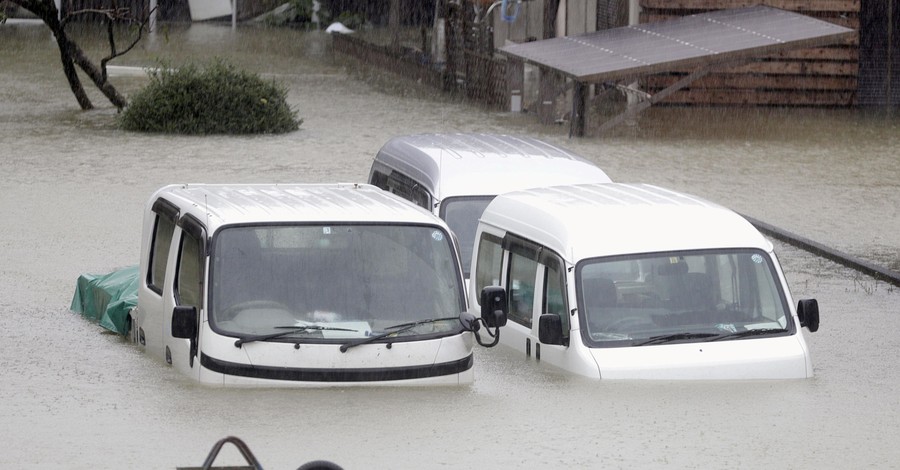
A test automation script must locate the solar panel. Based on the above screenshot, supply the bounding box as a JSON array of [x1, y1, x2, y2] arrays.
[[499, 6, 856, 83]]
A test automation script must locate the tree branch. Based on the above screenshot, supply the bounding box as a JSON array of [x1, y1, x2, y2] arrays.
[[9, 0, 95, 109], [100, 7, 155, 74], [7, 0, 152, 111]]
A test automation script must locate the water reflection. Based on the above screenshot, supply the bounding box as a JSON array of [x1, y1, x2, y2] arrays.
[[1, 21, 898, 469]]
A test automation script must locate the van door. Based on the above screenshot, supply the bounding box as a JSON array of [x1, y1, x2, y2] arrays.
[[488, 234, 542, 358], [137, 198, 178, 360], [164, 214, 206, 379], [473, 231, 571, 363], [533, 254, 570, 367]]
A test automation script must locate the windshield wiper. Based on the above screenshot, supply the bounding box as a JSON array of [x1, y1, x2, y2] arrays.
[[339, 317, 459, 353], [634, 332, 719, 346], [234, 325, 358, 348], [708, 328, 787, 342]]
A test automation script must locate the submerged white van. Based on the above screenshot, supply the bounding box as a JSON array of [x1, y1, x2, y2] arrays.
[[368, 133, 612, 277], [131, 183, 503, 386], [469, 183, 820, 380]]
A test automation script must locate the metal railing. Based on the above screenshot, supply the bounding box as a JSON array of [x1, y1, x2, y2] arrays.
[[178, 436, 263, 470]]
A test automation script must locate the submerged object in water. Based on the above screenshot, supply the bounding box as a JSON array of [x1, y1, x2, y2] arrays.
[[325, 22, 354, 34]]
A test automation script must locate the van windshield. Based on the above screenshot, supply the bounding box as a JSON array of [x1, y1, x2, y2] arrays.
[[577, 249, 791, 347], [210, 224, 465, 341], [440, 196, 494, 277]]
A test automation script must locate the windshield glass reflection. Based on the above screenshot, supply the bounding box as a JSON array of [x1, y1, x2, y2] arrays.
[[210, 224, 465, 341], [440, 196, 493, 277], [578, 249, 791, 347]]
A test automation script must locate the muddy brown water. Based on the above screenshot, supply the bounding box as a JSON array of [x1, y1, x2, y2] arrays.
[[1, 21, 899, 469]]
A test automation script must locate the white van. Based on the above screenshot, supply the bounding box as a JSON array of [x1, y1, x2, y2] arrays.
[[469, 183, 820, 380], [368, 133, 612, 277], [131, 183, 503, 387]]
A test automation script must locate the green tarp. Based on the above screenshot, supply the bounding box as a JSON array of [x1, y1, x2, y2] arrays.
[[70, 265, 139, 335]]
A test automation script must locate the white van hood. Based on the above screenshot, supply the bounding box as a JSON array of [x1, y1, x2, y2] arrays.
[[590, 335, 811, 380]]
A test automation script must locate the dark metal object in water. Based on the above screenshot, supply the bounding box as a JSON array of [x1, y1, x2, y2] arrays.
[[178, 436, 343, 470]]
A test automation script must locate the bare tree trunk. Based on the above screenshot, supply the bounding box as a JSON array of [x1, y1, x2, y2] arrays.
[[14, 0, 94, 109], [55, 34, 95, 110], [389, 0, 400, 47], [69, 39, 129, 108], [10, 0, 136, 111]]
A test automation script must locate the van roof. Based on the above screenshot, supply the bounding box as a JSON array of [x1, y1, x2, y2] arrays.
[[373, 133, 612, 199], [480, 183, 773, 262], [150, 183, 445, 232]]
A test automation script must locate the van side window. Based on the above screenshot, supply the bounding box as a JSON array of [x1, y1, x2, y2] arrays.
[[507, 252, 538, 327], [175, 226, 204, 308], [370, 170, 389, 190], [147, 199, 179, 294], [544, 258, 569, 339], [148, 214, 176, 294], [501, 235, 567, 331], [373, 170, 431, 210], [397, 181, 430, 210], [474, 233, 503, 298]]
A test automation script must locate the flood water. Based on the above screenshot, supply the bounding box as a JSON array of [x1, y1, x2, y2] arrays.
[[1, 21, 899, 469]]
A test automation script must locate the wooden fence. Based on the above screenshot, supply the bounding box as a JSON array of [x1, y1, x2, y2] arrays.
[[639, 0, 860, 106]]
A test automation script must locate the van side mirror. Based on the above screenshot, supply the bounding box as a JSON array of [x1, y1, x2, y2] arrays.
[[458, 311, 480, 332], [538, 314, 564, 345], [480, 286, 508, 328], [172, 305, 198, 339], [797, 299, 819, 333]]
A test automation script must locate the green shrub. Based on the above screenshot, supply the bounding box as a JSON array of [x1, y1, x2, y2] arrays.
[[120, 59, 301, 134]]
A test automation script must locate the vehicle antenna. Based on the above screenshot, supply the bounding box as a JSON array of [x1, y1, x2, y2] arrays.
[[437, 146, 443, 210], [205, 194, 211, 246]]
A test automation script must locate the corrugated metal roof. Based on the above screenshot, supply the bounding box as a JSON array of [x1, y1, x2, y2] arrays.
[[499, 6, 855, 83], [153, 183, 443, 231]]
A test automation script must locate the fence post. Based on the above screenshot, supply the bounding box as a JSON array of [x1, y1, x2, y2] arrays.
[[507, 58, 524, 112], [570, 80, 586, 137], [538, 68, 562, 124]]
